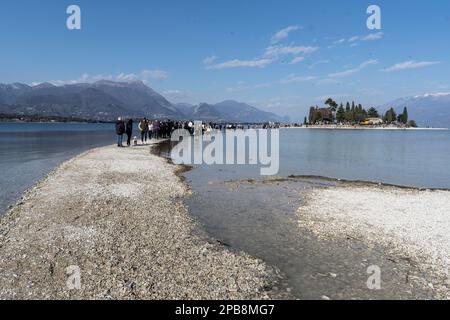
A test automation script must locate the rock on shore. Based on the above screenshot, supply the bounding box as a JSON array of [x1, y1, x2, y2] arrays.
[[0, 144, 285, 299]]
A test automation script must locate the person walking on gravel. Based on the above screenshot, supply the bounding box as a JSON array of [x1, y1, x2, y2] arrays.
[[115, 117, 125, 147], [126, 118, 133, 147], [138, 118, 149, 144]]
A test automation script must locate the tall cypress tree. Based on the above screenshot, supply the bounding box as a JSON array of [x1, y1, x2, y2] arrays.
[[308, 106, 316, 124], [402, 106, 408, 124], [336, 104, 345, 123], [344, 102, 351, 122]]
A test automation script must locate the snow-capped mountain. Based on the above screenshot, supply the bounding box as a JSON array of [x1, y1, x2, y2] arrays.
[[379, 93, 450, 128]]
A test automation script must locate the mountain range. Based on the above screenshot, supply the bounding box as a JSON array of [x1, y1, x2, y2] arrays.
[[174, 100, 288, 123], [1, 80, 449, 127], [0, 80, 284, 123], [378, 93, 450, 128]]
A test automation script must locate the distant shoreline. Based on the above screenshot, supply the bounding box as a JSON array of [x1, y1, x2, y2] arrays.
[[283, 125, 449, 131], [0, 118, 112, 124], [1, 120, 448, 131]]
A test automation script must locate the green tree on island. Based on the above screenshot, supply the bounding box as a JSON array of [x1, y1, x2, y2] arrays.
[[345, 102, 352, 122], [324, 98, 338, 111], [336, 103, 345, 123], [408, 120, 417, 127], [384, 108, 397, 123], [367, 107, 380, 118], [401, 106, 408, 124], [308, 106, 317, 124], [305, 99, 417, 127]]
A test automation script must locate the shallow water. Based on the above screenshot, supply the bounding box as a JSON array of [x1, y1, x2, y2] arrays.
[[0, 123, 121, 214], [184, 177, 436, 299], [178, 128, 450, 299]]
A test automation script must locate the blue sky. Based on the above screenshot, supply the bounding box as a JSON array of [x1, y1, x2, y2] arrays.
[[1, 0, 449, 118]]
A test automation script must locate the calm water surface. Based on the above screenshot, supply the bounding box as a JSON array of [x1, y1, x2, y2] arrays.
[[183, 128, 450, 189], [0, 123, 118, 214]]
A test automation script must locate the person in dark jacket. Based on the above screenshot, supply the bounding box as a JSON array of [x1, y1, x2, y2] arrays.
[[138, 118, 149, 144], [115, 117, 125, 147], [125, 119, 133, 147]]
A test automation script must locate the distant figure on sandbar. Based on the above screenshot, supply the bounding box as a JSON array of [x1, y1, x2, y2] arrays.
[[126, 118, 133, 147], [138, 118, 149, 144], [148, 120, 154, 140], [153, 120, 160, 140], [115, 117, 125, 147]]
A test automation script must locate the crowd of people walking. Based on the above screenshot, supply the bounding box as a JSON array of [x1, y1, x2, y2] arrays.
[[115, 117, 200, 147], [115, 117, 267, 147]]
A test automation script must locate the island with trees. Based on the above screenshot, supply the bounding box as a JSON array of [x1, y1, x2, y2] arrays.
[[300, 98, 418, 129]]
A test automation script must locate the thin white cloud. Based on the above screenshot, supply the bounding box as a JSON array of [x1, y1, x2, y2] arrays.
[[162, 89, 197, 104], [226, 82, 271, 92], [206, 58, 273, 70], [359, 59, 378, 68], [328, 68, 360, 78], [329, 59, 378, 78], [280, 74, 316, 84], [271, 25, 301, 44], [264, 45, 318, 58], [421, 92, 450, 97], [315, 94, 350, 102], [289, 56, 305, 65], [118, 70, 169, 81], [202, 56, 217, 65], [383, 60, 441, 72], [361, 32, 384, 41], [204, 29, 317, 71], [317, 78, 340, 85], [34, 69, 168, 86], [142, 70, 169, 80], [333, 38, 346, 45], [35, 73, 113, 86], [330, 33, 383, 48], [359, 88, 385, 96], [309, 60, 330, 69]]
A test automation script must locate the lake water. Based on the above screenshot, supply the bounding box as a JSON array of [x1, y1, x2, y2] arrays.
[[3, 125, 449, 216], [178, 128, 450, 299], [177, 128, 450, 189], [0, 122, 118, 215]]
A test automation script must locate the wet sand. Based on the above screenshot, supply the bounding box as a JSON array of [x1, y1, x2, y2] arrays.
[[0, 143, 288, 299]]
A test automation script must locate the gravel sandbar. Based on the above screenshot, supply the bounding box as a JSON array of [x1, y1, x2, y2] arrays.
[[0, 144, 286, 299]]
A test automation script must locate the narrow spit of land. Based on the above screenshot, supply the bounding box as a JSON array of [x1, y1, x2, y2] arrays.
[[0, 143, 288, 299]]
